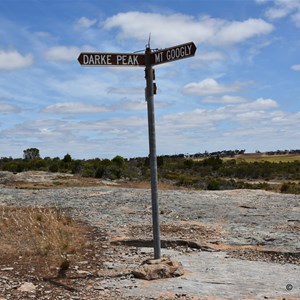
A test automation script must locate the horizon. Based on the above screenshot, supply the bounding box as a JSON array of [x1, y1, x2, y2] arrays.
[[1, 0, 300, 159], [2, 147, 300, 161]]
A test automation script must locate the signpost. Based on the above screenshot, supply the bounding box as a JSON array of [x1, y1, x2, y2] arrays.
[[78, 41, 197, 259]]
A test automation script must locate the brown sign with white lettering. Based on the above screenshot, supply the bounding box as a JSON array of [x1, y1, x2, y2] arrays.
[[150, 42, 196, 65], [77, 53, 146, 66]]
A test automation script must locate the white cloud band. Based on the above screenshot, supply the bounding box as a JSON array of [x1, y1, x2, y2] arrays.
[[0, 50, 33, 70], [104, 12, 273, 46]]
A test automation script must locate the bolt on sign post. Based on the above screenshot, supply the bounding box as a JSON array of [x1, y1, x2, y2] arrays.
[[78, 41, 196, 259]]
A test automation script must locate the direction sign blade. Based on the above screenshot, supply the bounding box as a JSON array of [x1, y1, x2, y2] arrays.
[[78, 52, 146, 66], [151, 42, 196, 65]]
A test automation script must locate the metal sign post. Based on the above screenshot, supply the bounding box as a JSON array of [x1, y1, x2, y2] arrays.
[[78, 41, 196, 260], [145, 47, 161, 259]]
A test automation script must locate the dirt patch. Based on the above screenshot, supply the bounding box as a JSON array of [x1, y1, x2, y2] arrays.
[[230, 249, 300, 265], [125, 222, 223, 242]]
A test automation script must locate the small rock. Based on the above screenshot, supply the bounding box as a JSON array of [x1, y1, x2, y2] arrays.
[[103, 262, 115, 269], [17, 282, 36, 293], [1, 267, 14, 271], [94, 286, 105, 291], [77, 270, 92, 276], [132, 256, 184, 280]]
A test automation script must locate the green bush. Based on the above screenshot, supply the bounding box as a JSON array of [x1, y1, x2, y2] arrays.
[[81, 168, 95, 178], [206, 177, 221, 190], [280, 182, 300, 194], [176, 175, 197, 186], [49, 163, 59, 173]]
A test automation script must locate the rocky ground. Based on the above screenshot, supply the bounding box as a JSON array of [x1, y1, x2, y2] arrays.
[[0, 171, 299, 299]]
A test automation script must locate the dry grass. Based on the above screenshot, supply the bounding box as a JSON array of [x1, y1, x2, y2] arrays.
[[234, 153, 300, 163], [0, 206, 89, 275], [194, 153, 300, 163]]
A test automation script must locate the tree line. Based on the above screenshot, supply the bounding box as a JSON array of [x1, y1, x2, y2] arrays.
[[0, 148, 127, 180], [1, 148, 300, 194]]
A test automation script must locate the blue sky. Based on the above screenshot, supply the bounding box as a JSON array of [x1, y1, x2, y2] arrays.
[[0, 0, 300, 159]]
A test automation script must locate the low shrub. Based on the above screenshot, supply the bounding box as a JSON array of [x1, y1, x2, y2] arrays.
[[280, 182, 300, 194]]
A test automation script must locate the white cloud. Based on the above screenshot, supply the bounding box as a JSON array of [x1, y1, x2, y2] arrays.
[[270, 111, 300, 125], [197, 51, 225, 62], [218, 98, 278, 113], [192, 51, 225, 68], [76, 16, 97, 29], [203, 95, 247, 104], [267, 7, 290, 19], [2, 115, 148, 156], [291, 10, 300, 25], [111, 100, 146, 111], [0, 102, 21, 113], [103, 12, 273, 47], [35, 31, 51, 38], [212, 18, 273, 45], [183, 78, 249, 96], [248, 40, 271, 61], [43, 99, 149, 114], [45, 46, 81, 61], [48, 76, 111, 99], [291, 64, 300, 70], [107, 87, 144, 95], [258, 0, 300, 26], [0, 50, 33, 70], [160, 98, 279, 130], [43, 102, 110, 114], [244, 97, 278, 109]]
